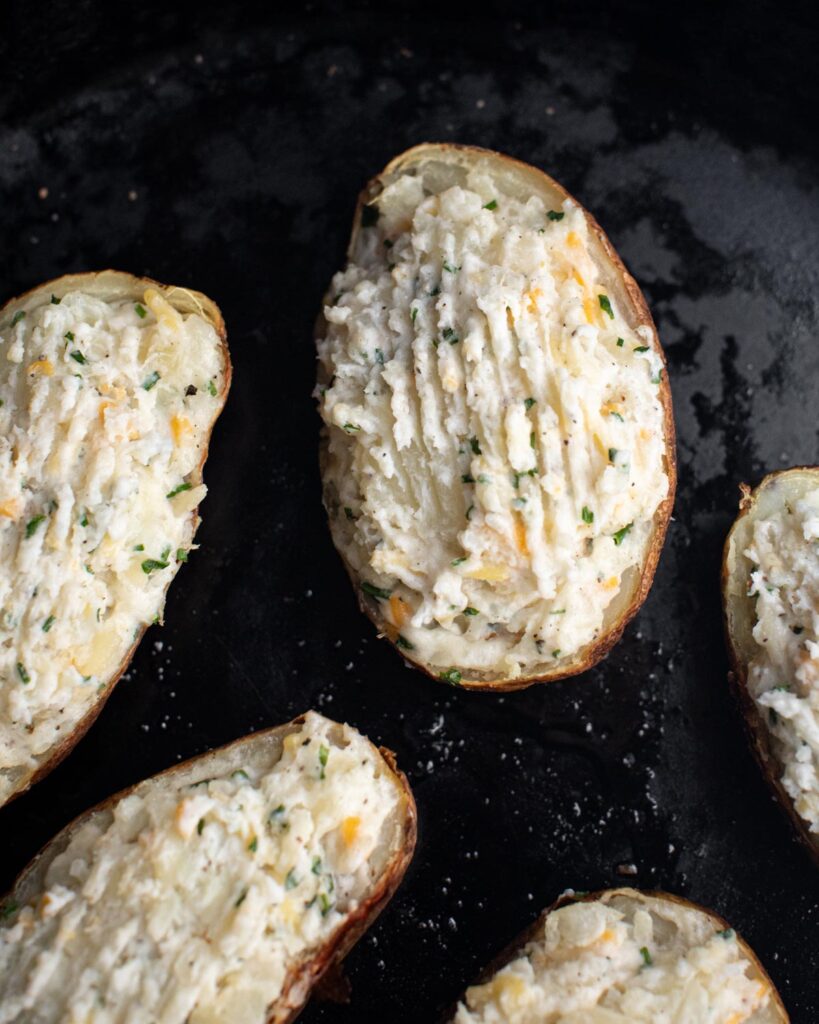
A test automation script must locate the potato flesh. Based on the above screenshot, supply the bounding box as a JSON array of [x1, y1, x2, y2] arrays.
[[317, 165, 668, 680], [452, 893, 773, 1024]]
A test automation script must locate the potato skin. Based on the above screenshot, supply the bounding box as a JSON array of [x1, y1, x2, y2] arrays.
[[319, 143, 676, 691], [446, 888, 789, 1023], [0, 271, 232, 806], [0, 714, 417, 1024], [721, 468, 819, 868]]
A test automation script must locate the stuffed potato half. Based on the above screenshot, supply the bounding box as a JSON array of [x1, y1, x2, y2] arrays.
[[315, 144, 676, 690], [0, 271, 231, 806]]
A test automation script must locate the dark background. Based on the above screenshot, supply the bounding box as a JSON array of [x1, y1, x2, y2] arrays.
[[1, 2, 818, 1019]]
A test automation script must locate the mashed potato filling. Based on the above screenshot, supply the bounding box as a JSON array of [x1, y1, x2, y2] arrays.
[[0, 713, 400, 1024], [0, 287, 225, 803], [745, 488, 819, 834], [317, 170, 668, 679], [453, 896, 770, 1024]]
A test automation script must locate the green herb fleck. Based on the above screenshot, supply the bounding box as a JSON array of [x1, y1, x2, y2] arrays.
[[25, 515, 46, 538], [0, 902, 19, 920], [462, 473, 476, 484], [79, 510, 89, 527], [70, 350, 87, 364], [17, 663, 30, 684], [176, 548, 188, 563], [524, 397, 536, 411], [235, 888, 248, 908], [610, 411, 624, 422], [608, 448, 618, 463], [469, 436, 482, 456], [443, 260, 460, 274], [362, 580, 392, 601], [50, 294, 61, 305], [483, 199, 498, 210], [311, 855, 322, 875], [439, 668, 462, 686], [552, 649, 561, 658], [530, 431, 536, 449], [612, 523, 633, 546], [451, 556, 467, 567], [319, 892, 332, 916], [232, 769, 249, 782], [598, 295, 614, 319], [651, 369, 663, 384], [42, 615, 56, 633], [11, 311, 25, 327], [133, 543, 145, 551], [442, 327, 459, 344], [410, 307, 418, 323], [343, 422, 361, 433], [318, 744, 329, 780], [135, 303, 147, 319], [374, 348, 385, 365], [142, 370, 161, 391], [166, 482, 192, 499], [547, 210, 564, 222], [269, 804, 286, 824], [463, 607, 479, 616], [582, 506, 594, 524], [396, 634, 414, 650], [616, 337, 624, 348], [361, 204, 379, 227], [429, 285, 440, 297], [248, 837, 258, 853], [640, 946, 653, 966], [633, 345, 650, 353], [206, 378, 218, 397], [196, 818, 205, 835], [717, 928, 735, 940], [141, 558, 169, 574]]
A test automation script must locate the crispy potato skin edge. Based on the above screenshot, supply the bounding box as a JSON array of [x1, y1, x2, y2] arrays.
[[0, 713, 417, 1024], [318, 142, 676, 690], [444, 887, 789, 1023], [0, 270, 232, 806], [721, 467, 819, 868]]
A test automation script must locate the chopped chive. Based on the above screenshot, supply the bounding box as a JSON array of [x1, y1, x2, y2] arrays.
[[311, 855, 322, 874], [442, 260, 461, 274], [0, 902, 19, 920], [640, 946, 653, 966], [651, 370, 663, 384], [612, 523, 633, 546], [616, 337, 624, 348], [176, 548, 188, 563], [50, 294, 61, 304], [552, 649, 561, 658], [463, 607, 479, 616], [717, 928, 735, 940], [362, 581, 392, 601], [197, 818, 205, 835], [608, 448, 617, 463], [319, 892, 332, 916], [135, 303, 147, 319], [451, 556, 467, 567], [269, 804, 285, 824], [374, 348, 385, 365], [80, 511, 89, 527], [142, 370, 160, 391], [598, 295, 614, 319], [524, 397, 536, 411], [610, 411, 624, 422], [439, 668, 462, 686], [207, 378, 218, 396], [17, 663, 30, 684], [141, 558, 169, 574], [342, 422, 361, 433], [166, 483, 192, 499], [25, 515, 46, 538], [429, 285, 440, 297], [248, 837, 258, 853], [318, 744, 329, 779], [396, 634, 414, 650], [133, 544, 145, 551], [461, 473, 476, 484], [469, 436, 482, 455], [530, 431, 536, 449], [235, 887, 248, 907], [11, 311, 25, 327], [547, 210, 564, 221], [582, 506, 594, 524], [70, 350, 87, 364], [410, 307, 418, 323], [483, 199, 498, 210], [633, 345, 649, 353], [42, 615, 56, 632], [361, 204, 379, 227], [232, 769, 249, 781]]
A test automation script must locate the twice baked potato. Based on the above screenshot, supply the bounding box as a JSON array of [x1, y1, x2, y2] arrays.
[[315, 144, 675, 690], [0, 711, 416, 1024], [450, 888, 787, 1023], [0, 272, 230, 806], [723, 468, 819, 864]]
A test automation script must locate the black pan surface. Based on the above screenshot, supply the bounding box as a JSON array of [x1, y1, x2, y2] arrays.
[[0, 2, 817, 1019]]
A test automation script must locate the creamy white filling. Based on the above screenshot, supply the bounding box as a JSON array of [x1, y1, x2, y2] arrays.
[[317, 170, 668, 678], [745, 488, 819, 833], [0, 713, 400, 1024], [453, 898, 770, 1024], [0, 288, 225, 800]]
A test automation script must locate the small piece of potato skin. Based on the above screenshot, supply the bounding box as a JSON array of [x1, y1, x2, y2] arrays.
[[722, 467, 819, 868], [0, 713, 417, 1024], [448, 888, 789, 1024], [0, 270, 231, 806], [318, 143, 676, 691]]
